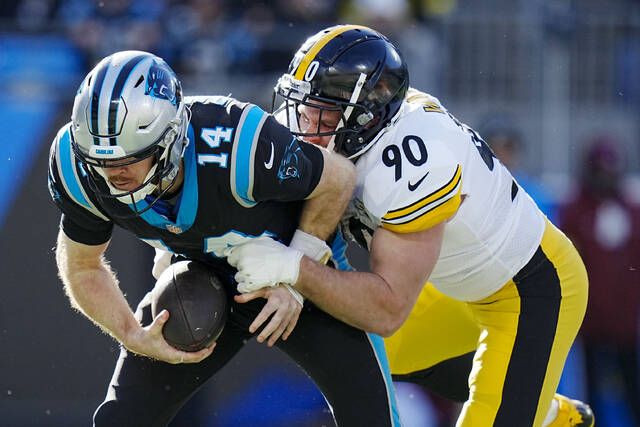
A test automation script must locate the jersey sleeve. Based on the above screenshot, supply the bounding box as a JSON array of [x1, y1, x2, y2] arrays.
[[359, 117, 463, 234], [48, 125, 113, 245], [380, 163, 462, 233], [229, 104, 323, 206]]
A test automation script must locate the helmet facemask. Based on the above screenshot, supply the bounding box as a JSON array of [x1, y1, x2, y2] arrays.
[[275, 25, 409, 160], [73, 106, 190, 218], [273, 73, 377, 159]]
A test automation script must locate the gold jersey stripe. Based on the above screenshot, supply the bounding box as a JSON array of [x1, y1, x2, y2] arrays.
[[382, 187, 461, 233], [383, 165, 462, 221], [293, 25, 368, 80]]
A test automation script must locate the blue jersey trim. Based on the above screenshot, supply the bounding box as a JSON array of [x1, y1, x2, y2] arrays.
[[176, 130, 198, 226], [368, 333, 403, 427], [234, 105, 265, 206], [134, 136, 198, 231], [58, 128, 91, 209], [330, 229, 354, 271], [331, 232, 400, 424]]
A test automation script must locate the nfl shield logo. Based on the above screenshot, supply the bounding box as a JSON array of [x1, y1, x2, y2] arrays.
[[166, 224, 182, 234]]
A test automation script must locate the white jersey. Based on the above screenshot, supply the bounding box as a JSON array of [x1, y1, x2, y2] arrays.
[[345, 91, 545, 301]]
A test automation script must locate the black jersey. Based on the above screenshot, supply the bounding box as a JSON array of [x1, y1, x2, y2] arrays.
[[48, 96, 324, 279]]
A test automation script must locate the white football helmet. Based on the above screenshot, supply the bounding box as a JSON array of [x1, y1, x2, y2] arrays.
[[70, 50, 189, 214]]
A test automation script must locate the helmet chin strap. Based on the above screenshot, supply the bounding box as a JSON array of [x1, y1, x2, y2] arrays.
[[326, 72, 367, 152]]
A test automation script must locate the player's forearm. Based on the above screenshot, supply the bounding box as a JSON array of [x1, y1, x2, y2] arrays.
[[295, 257, 410, 336], [300, 150, 355, 239], [56, 232, 140, 345], [61, 264, 139, 344]]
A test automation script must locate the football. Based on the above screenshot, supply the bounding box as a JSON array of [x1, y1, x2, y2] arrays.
[[150, 260, 228, 352]]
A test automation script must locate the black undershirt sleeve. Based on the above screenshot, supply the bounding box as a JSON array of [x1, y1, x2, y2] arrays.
[[59, 211, 113, 245]]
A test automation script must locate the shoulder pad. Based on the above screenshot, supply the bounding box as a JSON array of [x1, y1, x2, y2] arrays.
[[49, 124, 109, 220], [405, 88, 446, 114]]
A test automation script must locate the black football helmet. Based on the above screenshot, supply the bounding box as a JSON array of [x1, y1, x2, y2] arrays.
[[273, 25, 409, 159]]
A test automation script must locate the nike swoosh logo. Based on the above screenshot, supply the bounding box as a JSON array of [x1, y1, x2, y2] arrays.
[[264, 142, 275, 169], [407, 171, 430, 191]]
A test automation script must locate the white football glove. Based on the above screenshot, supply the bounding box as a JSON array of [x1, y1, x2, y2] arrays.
[[289, 229, 332, 264], [227, 237, 303, 293], [152, 249, 173, 280]]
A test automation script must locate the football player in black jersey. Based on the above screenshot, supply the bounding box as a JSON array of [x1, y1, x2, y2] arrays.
[[48, 51, 400, 427]]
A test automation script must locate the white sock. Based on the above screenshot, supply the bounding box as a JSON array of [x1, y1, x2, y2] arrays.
[[542, 397, 560, 427]]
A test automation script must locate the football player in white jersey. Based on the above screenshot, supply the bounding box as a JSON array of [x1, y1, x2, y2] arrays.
[[229, 25, 594, 427]]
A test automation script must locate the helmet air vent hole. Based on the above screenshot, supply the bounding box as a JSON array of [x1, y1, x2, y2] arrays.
[[134, 76, 144, 88]]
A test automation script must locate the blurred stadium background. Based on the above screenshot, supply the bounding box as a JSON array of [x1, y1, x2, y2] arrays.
[[1, 0, 639, 426]]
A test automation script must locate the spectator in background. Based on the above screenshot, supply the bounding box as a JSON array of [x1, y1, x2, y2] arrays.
[[57, 0, 167, 70], [223, 3, 277, 74], [560, 137, 640, 427], [272, 0, 340, 25], [223, 0, 340, 75], [481, 115, 558, 223], [162, 0, 229, 76]]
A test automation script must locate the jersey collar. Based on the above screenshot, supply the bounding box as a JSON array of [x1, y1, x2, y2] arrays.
[[133, 125, 198, 233]]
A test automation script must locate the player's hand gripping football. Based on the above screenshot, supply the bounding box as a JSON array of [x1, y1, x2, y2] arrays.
[[124, 305, 215, 364], [234, 285, 303, 346]]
